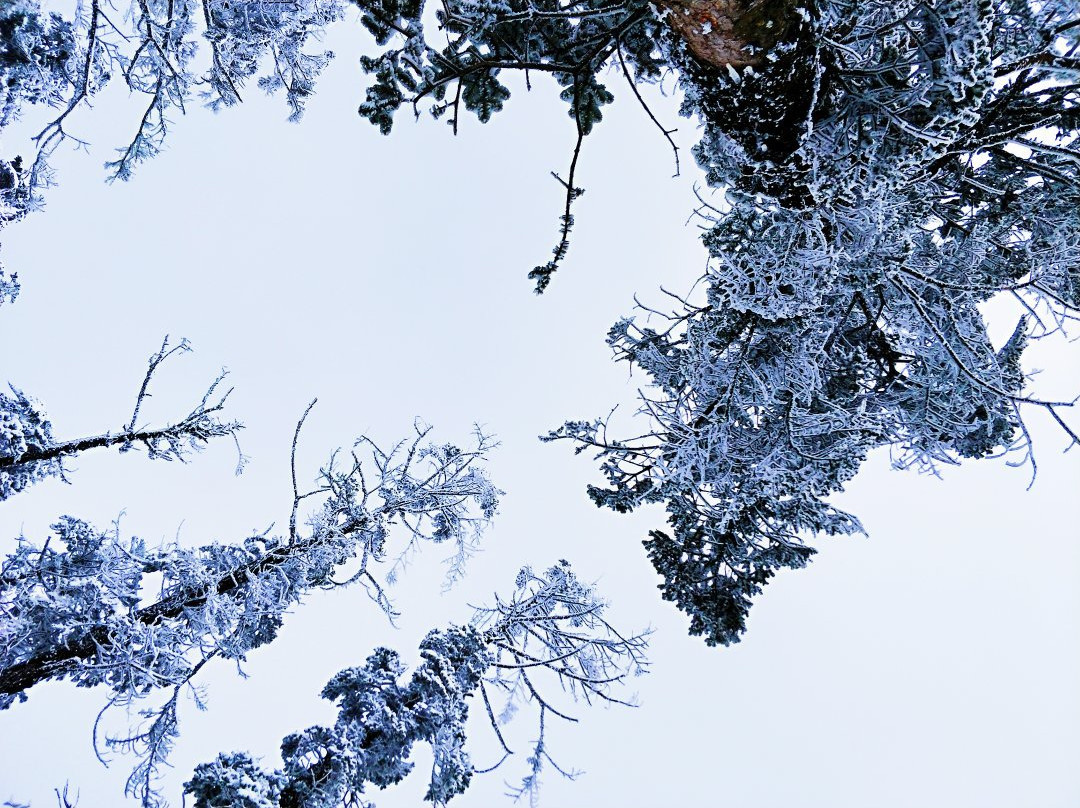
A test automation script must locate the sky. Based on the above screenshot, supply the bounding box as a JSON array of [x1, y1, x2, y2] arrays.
[[1, 12, 1079, 808]]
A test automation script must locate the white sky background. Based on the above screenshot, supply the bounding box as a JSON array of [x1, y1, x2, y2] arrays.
[[1, 12, 1079, 807]]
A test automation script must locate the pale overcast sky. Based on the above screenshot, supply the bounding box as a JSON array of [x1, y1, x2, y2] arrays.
[[1, 15, 1078, 808]]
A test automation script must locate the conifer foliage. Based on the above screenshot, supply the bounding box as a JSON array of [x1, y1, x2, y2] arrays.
[[1, 413, 515, 803], [1, 0, 1078, 802], [545, 0, 1080, 645], [186, 562, 647, 807]]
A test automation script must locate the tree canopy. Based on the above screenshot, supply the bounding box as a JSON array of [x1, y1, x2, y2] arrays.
[[1, 0, 1078, 805]]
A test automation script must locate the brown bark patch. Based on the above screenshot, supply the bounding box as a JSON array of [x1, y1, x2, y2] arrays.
[[653, 0, 799, 69]]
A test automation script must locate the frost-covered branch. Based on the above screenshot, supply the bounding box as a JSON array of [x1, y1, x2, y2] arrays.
[[0, 0, 346, 266], [541, 0, 1080, 646], [0, 337, 243, 502], [185, 561, 647, 808], [0, 422, 499, 802]]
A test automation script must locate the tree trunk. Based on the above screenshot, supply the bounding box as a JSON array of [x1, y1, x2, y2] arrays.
[[652, 0, 800, 70]]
